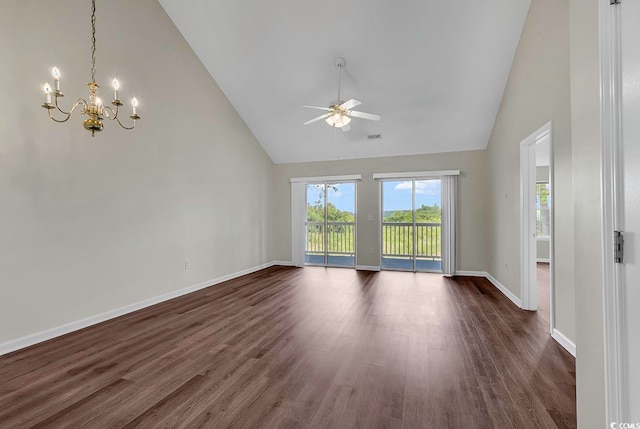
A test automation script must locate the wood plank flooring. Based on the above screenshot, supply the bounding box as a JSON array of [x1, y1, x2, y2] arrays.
[[0, 267, 576, 428], [537, 262, 551, 326]]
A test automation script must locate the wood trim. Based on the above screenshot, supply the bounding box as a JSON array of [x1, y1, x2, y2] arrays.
[[454, 270, 486, 277], [483, 270, 576, 357], [484, 272, 523, 309], [552, 329, 577, 357]]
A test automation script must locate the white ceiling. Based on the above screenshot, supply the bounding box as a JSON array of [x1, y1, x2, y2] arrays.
[[158, 0, 531, 164]]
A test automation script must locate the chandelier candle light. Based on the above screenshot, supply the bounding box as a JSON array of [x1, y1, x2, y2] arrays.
[[41, 0, 140, 136]]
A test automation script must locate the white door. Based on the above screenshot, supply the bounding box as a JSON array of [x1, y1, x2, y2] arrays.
[[621, 0, 640, 418]]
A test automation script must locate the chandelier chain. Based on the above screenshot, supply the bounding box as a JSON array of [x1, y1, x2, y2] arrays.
[[91, 0, 96, 83]]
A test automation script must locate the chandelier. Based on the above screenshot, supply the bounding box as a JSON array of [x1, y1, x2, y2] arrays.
[[41, 0, 140, 137]]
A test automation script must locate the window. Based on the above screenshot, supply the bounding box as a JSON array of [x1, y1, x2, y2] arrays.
[[380, 179, 442, 272], [536, 182, 551, 237], [305, 182, 356, 267]]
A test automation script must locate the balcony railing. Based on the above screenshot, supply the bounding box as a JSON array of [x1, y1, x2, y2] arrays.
[[382, 222, 441, 260], [306, 221, 355, 255], [304, 221, 441, 266]]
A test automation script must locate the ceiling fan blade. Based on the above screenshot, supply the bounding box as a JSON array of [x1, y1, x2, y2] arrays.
[[340, 99, 362, 110], [303, 105, 331, 111], [341, 124, 351, 132], [303, 113, 331, 125], [349, 110, 381, 121]]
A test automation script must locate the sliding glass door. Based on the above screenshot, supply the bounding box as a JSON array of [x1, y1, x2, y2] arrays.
[[305, 182, 356, 267], [381, 179, 442, 272]]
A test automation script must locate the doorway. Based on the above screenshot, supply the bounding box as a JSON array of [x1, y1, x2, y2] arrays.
[[601, 0, 640, 419], [380, 179, 442, 272], [520, 122, 554, 331], [305, 182, 356, 267]]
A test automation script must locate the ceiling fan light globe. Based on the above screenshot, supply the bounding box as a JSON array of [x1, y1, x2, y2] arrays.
[[326, 113, 350, 128]]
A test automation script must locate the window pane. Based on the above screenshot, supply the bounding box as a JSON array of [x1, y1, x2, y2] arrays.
[[327, 183, 355, 256], [415, 180, 441, 262], [306, 184, 325, 262], [536, 183, 551, 237], [382, 181, 414, 258]]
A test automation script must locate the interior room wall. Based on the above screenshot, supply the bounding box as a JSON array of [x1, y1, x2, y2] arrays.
[[0, 0, 273, 345], [569, 0, 606, 425], [272, 150, 489, 272], [536, 240, 550, 262], [536, 166, 550, 181], [485, 0, 575, 341]]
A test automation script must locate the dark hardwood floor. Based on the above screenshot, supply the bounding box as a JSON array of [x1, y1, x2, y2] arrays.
[[537, 262, 551, 326], [0, 267, 576, 428]]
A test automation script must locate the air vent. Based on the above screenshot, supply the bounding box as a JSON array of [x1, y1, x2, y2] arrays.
[[367, 134, 382, 140]]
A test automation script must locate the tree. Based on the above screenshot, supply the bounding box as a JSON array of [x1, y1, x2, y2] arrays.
[[383, 204, 441, 223]]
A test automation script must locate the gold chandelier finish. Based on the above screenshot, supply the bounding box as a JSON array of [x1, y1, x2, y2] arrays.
[[41, 0, 140, 136]]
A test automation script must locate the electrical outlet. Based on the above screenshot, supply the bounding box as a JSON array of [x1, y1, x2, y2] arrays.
[[185, 260, 191, 270], [369, 247, 374, 254]]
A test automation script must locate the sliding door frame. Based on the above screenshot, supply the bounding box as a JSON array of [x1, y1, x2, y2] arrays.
[[378, 176, 443, 273], [304, 180, 358, 268]]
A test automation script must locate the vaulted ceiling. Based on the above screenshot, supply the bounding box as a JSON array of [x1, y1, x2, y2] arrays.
[[158, 0, 531, 164]]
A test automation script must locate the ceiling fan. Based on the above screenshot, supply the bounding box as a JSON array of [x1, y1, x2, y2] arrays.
[[303, 57, 381, 132]]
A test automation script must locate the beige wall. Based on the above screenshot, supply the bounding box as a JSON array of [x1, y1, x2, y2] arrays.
[[537, 166, 550, 182], [570, 0, 606, 426], [486, 0, 575, 341], [537, 240, 550, 261], [272, 151, 489, 272], [0, 0, 273, 344]]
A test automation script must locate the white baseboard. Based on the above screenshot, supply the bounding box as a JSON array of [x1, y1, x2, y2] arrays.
[[454, 270, 487, 277], [552, 328, 576, 357], [475, 272, 575, 357], [272, 261, 295, 267], [536, 258, 550, 263], [0, 261, 279, 357], [355, 265, 381, 271], [485, 272, 522, 308]]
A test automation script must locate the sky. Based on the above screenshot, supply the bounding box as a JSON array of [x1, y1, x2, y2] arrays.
[[306, 183, 356, 213], [306, 180, 441, 213]]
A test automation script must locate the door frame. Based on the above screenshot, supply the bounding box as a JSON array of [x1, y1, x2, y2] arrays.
[[519, 122, 555, 332], [378, 177, 443, 273], [290, 174, 362, 268], [600, 0, 626, 422], [303, 180, 358, 268]]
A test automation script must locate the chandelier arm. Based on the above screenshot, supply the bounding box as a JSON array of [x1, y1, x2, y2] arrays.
[[54, 97, 88, 116], [114, 116, 137, 130], [53, 95, 71, 115], [48, 98, 88, 122], [47, 109, 72, 123], [103, 105, 118, 119]]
